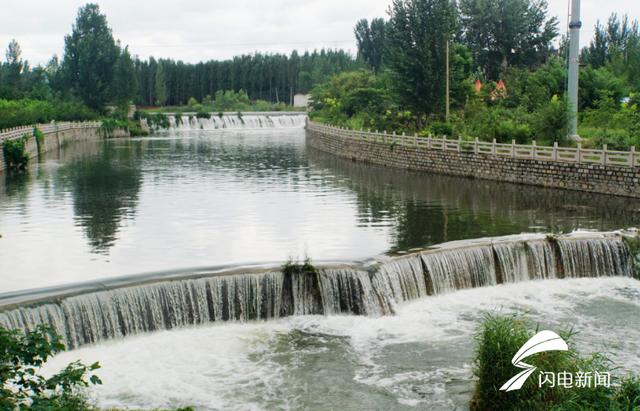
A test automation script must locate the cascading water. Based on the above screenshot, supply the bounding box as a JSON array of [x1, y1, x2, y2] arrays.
[[166, 113, 307, 130], [0, 232, 636, 349]]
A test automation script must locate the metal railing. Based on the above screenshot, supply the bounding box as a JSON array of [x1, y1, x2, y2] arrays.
[[0, 121, 102, 143], [307, 121, 639, 168]]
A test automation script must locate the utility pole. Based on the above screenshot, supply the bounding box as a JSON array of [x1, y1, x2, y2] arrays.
[[568, 0, 581, 139], [445, 39, 450, 122]]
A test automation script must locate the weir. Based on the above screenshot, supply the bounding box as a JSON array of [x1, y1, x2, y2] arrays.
[[0, 231, 637, 349], [166, 113, 307, 130]]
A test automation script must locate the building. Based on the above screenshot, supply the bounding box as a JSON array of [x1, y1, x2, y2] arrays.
[[293, 94, 311, 108]]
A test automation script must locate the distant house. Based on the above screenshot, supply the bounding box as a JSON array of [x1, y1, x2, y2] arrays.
[[293, 94, 311, 108]]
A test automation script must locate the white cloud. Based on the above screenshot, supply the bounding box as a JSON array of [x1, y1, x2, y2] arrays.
[[0, 0, 638, 65]]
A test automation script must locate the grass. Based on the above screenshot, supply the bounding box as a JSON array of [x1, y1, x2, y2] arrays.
[[282, 257, 318, 276], [471, 314, 640, 410]]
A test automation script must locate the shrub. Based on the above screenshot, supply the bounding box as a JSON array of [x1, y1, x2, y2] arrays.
[[187, 97, 199, 108], [0, 325, 102, 410], [430, 121, 454, 137], [531, 95, 571, 145], [128, 121, 150, 137], [2, 136, 29, 170], [196, 111, 211, 119], [147, 113, 170, 129], [100, 118, 129, 138], [33, 126, 44, 153], [282, 257, 318, 276], [0, 99, 98, 129], [471, 314, 640, 410], [495, 121, 532, 144]]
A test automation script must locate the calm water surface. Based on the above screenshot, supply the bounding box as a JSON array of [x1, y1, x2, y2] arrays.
[[1, 128, 639, 292]]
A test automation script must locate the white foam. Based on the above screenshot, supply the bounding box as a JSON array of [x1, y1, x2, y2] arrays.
[[41, 277, 640, 410]]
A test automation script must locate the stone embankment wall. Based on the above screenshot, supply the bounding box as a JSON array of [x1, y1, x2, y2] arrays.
[[0, 122, 121, 173], [306, 122, 640, 198]]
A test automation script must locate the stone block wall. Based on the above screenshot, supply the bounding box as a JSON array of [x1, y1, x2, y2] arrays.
[[306, 126, 640, 198], [0, 125, 105, 173]]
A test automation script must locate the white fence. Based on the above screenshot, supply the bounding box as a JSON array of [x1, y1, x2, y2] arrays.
[[0, 121, 102, 143], [308, 122, 639, 168]]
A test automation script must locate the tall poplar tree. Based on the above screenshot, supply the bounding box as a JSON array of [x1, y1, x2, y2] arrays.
[[385, 0, 457, 126], [355, 18, 387, 72], [60, 3, 119, 111], [459, 0, 558, 79]]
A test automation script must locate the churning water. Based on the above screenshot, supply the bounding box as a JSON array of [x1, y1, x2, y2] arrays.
[[40, 277, 640, 410]]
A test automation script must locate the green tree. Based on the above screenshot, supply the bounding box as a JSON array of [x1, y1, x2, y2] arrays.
[[355, 18, 387, 72], [111, 45, 137, 107], [4, 39, 24, 92], [154, 63, 168, 106], [459, 0, 558, 80], [385, 0, 457, 126], [0, 325, 102, 409], [60, 3, 119, 111]]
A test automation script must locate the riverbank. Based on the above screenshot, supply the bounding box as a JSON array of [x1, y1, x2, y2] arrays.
[[306, 121, 640, 198], [0, 122, 111, 173]]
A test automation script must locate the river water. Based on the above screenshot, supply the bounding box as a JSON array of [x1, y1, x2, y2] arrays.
[[3, 127, 640, 410], [1, 128, 638, 292]]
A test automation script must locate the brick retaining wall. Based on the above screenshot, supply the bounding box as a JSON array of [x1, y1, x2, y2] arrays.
[[0, 123, 124, 173], [306, 123, 640, 198]]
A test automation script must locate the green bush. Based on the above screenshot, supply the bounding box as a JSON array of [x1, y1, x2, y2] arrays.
[[128, 121, 150, 137], [196, 111, 211, 119], [147, 113, 170, 129], [2, 135, 29, 170], [495, 121, 532, 144], [580, 127, 636, 150], [0, 99, 98, 130], [531, 95, 571, 145], [430, 121, 454, 137], [0, 325, 102, 410], [471, 314, 640, 410], [187, 97, 199, 108], [282, 257, 318, 276], [33, 127, 44, 153], [100, 117, 129, 137]]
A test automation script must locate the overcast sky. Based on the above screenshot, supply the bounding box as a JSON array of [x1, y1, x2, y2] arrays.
[[1, 0, 639, 66]]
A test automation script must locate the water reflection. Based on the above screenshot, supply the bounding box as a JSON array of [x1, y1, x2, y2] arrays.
[[55, 141, 142, 253], [2, 171, 31, 201], [1, 129, 639, 292], [306, 147, 640, 251]]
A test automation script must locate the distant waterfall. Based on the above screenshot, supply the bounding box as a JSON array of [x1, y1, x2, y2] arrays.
[[0, 232, 636, 349], [167, 113, 307, 130]]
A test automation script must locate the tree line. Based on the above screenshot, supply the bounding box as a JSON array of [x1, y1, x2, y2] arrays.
[[311, 0, 640, 148], [134, 49, 359, 107], [0, 2, 361, 125]]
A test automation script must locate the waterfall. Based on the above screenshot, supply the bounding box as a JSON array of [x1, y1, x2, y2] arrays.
[[318, 269, 383, 317], [166, 114, 307, 130], [557, 236, 632, 278], [0, 232, 636, 348]]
